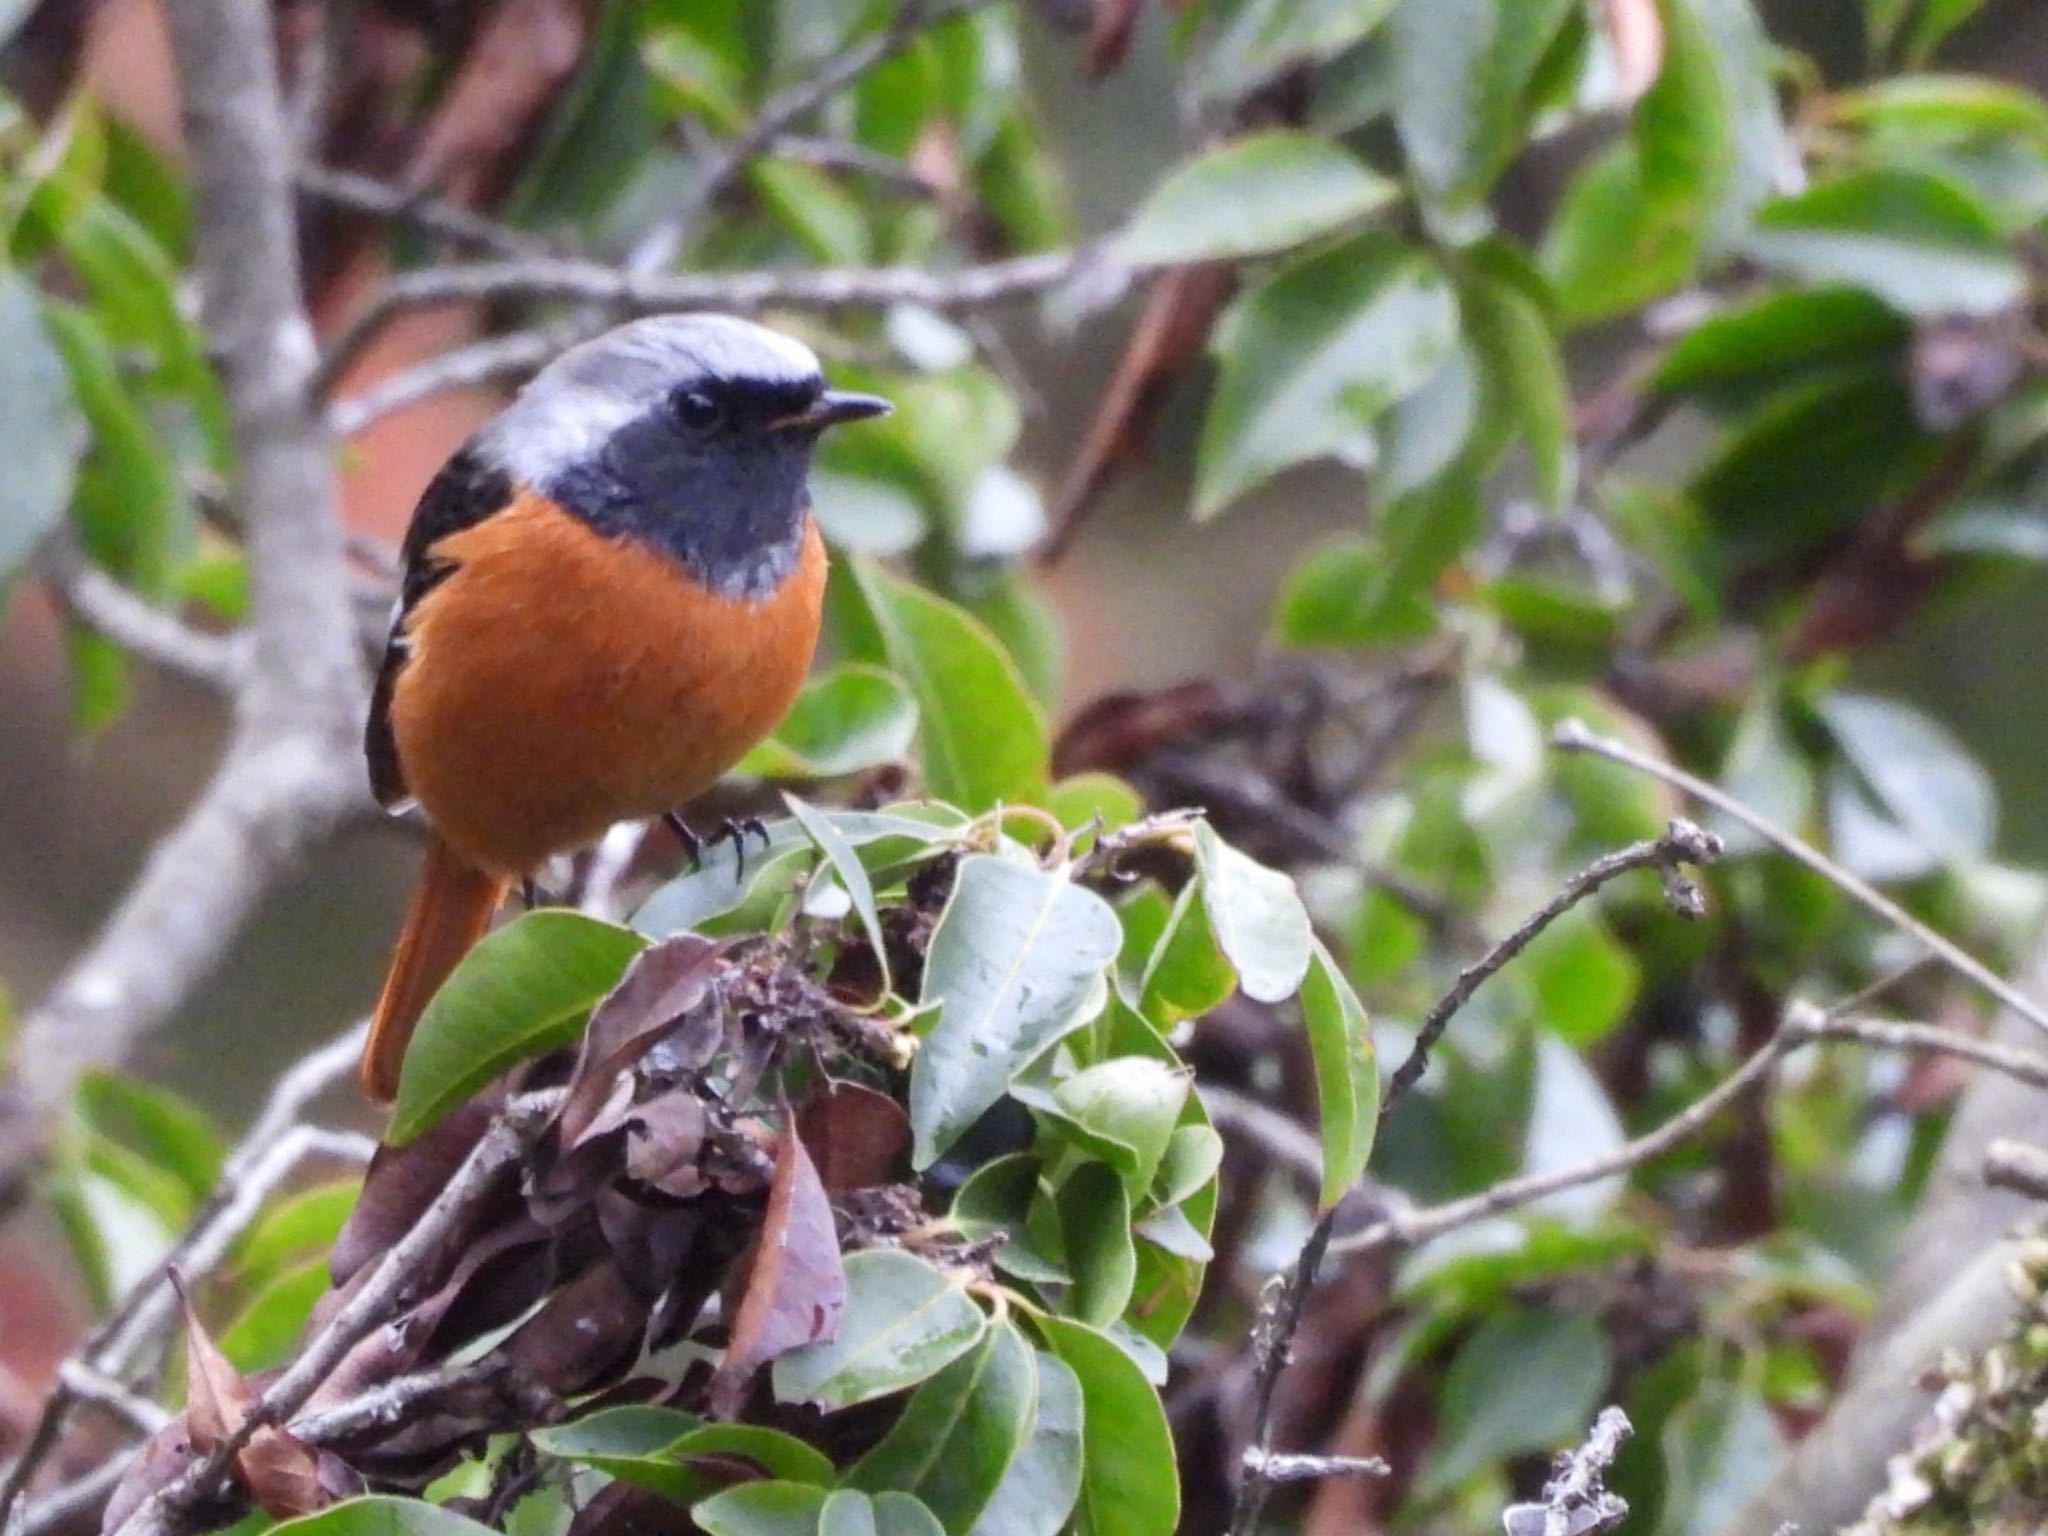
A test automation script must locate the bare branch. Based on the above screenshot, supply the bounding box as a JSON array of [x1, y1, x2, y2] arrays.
[[628, 0, 996, 275], [328, 325, 570, 437], [295, 164, 555, 260], [1227, 820, 1721, 1536], [1555, 716, 2048, 1039], [1792, 1013, 2048, 1092], [1502, 1407, 1632, 1536], [107, 1091, 562, 1536], [0, 1027, 368, 1525], [1983, 1137, 2048, 1200], [40, 540, 248, 692], [52, 1364, 170, 1439], [1242, 1450, 1390, 1484], [1338, 1032, 1794, 1258], [314, 246, 1096, 399], [1, 0, 372, 1189], [1382, 817, 1723, 1110]]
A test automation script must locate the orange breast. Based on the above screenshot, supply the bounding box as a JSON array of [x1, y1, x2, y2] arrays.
[[389, 492, 827, 875]]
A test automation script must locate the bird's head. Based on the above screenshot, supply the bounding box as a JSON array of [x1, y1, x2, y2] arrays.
[[475, 313, 891, 596]]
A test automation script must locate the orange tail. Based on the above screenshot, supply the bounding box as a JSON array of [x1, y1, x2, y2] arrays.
[[362, 835, 510, 1102]]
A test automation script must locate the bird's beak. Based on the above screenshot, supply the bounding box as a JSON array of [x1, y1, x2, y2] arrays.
[[772, 389, 894, 434]]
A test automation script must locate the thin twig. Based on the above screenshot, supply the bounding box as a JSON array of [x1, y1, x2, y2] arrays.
[[313, 246, 1094, 398], [1554, 717, 2048, 1039], [328, 325, 570, 436], [40, 539, 248, 692], [53, 1364, 170, 1438], [1791, 1013, 2048, 1091], [1381, 817, 1724, 1111], [1242, 1450, 1390, 1483], [1225, 820, 1722, 1536], [1502, 1406, 1632, 1536], [296, 164, 554, 260], [628, 0, 992, 274], [0, 1027, 368, 1525], [106, 1092, 561, 1536], [1984, 1138, 2048, 1201], [1335, 1031, 1797, 1257]]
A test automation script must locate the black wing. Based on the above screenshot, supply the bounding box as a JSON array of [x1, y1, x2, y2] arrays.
[[366, 447, 515, 808]]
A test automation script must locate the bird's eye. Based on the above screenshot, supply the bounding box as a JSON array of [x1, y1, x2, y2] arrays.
[[671, 390, 724, 431]]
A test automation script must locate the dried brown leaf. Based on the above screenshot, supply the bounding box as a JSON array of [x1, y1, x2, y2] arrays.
[[795, 1083, 912, 1192], [710, 1129, 846, 1417], [623, 1094, 710, 1197], [333, 1093, 501, 1285], [172, 1273, 326, 1517], [558, 935, 725, 1146]]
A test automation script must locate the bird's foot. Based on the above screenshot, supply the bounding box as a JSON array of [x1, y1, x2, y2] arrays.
[[664, 813, 770, 881]]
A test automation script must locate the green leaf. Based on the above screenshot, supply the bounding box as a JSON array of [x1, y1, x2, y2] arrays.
[[848, 1320, 1037, 1533], [740, 665, 919, 779], [1457, 255, 1576, 511], [774, 1249, 988, 1411], [847, 557, 1046, 811], [220, 1258, 328, 1371], [1152, 1124, 1225, 1209], [230, 1179, 358, 1285], [1817, 691, 1995, 864], [1652, 288, 1908, 406], [1741, 167, 2026, 317], [967, 1352, 1084, 1536], [1299, 941, 1377, 1210], [1692, 372, 1929, 564], [1903, 0, 1993, 64], [1420, 1307, 1614, 1496], [952, 1152, 1069, 1284], [911, 856, 1121, 1168], [0, 274, 86, 584], [1055, 1162, 1137, 1327], [75, 1072, 222, 1202], [1048, 1059, 1189, 1193], [1196, 235, 1458, 518], [42, 301, 190, 598], [388, 911, 648, 1145], [1191, 822, 1312, 1003], [1523, 906, 1641, 1047], [533, 1404, 700, 1461], [696, 1482, 834, 1536], [269, 1497, 502, 1536], [1120, 881, 1235, 1027], [634, 809, 963, 938], [671, 1425, 838, 1487], [1544, 0, 1783, 323], [532, 1405, 719, 1501], [786, 792, 890, 991], [1035, 1316, 1178, 1536], [1388, 0, 1577, 230], [1112, 131, 1396, 265]]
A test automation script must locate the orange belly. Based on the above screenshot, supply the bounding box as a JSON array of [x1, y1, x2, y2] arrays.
[[388, 492, 827, 875]]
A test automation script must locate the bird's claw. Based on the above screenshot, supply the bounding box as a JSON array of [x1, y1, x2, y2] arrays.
[[665, 813, 770, 882]]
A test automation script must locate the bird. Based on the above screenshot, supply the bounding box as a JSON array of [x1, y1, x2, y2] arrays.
[[360, 313, 891, 1103]]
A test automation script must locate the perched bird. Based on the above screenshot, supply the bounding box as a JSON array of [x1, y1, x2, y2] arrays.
[[361, 313, 890, 1102]]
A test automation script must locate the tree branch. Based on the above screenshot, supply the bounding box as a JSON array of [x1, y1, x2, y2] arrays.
[[1380, 817, 1723, 1110], [0, 1027, 370, 1526], [313, 246, 1098, 400], [295, 165, 555, 260], [40, 539, 248, 692], [1554, 717, 2048, 1038], [627, 0, 995, 275], [1, 0, 372, 1197], [106, 1092, 561, 1536], [1226, 820, 1720, 1536]]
